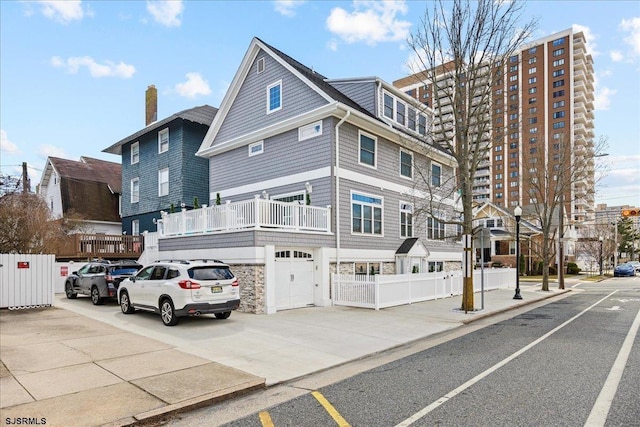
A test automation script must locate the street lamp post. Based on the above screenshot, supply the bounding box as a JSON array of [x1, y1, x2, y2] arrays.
[[514, 206, 523, 300], [599, 236, 603, 276]]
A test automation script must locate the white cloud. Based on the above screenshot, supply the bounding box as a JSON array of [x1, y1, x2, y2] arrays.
[[594, 86, 616, 111], [610, 50, 624, 62], [147, 0, 184, 27], [326, 0, 411, 46], [274, 0, 305, 17], [35, 0, 85, 24], [175, 73, 212, 98], [1, 129, 19, 155], [51, 56, 136, 78], [38, 144, 67, 160], [327, 38, 339, 52], [620, 17, 640, 58]]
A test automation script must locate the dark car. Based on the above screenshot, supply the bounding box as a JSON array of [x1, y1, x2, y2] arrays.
[[65, 260, 142, 305], [613, 263, 636, 277]]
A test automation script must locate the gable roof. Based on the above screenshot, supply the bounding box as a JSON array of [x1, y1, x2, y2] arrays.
[[196, 37, 453, 162], [103, 104, 218, 155], [39, 156, 122, 223]]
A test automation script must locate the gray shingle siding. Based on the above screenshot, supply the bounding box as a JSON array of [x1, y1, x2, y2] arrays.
[[214, 50, 330, 144], [121, 118, 210, 233], [329, 81, 377, 116], [210, 118, 333, 200], [159, 230, 335, 252]]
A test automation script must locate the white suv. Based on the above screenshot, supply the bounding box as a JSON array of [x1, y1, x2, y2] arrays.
[[117, 260, 240, 326]]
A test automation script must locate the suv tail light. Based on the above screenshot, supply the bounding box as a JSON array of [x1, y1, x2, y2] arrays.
[[105, 274, 113, 283], [178, 280, 201, 290], [232, 279, 239, 287]]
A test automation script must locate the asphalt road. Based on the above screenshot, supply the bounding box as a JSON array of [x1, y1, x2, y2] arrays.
[[163, 277, 640, 427]]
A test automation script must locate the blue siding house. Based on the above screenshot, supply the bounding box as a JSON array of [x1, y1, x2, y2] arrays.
[[103, 101, 217, 235], [154, 38, 462, 314]]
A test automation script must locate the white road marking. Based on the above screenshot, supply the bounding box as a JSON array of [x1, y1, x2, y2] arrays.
[[607, 306, 622, 311], [584, 305, 640, 427], [395, 290, 620, 427]]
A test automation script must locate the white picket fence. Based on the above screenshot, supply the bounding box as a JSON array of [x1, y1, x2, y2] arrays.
[[0, 254, 56, 309], [332, 268, 515, 310]]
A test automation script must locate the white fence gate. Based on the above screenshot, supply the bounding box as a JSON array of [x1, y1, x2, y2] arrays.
[[332, 268, 515, 310], [0, 254, 56, 309]]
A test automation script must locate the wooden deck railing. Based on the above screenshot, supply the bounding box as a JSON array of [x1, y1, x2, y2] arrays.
[[56, 233, 144, 261]]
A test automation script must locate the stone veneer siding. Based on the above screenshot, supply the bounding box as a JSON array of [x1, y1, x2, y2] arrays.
[[231, 264, 265, 314]]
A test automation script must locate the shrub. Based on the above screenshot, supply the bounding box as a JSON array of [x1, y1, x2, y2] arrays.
[[567, 262, 581, 274]]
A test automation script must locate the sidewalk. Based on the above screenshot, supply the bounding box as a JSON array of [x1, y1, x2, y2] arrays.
[[0, 282, 570, 427]]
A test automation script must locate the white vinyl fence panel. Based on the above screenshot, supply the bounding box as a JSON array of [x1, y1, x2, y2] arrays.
[[332, 268, 515, 310], [0, 254, 56, 309]]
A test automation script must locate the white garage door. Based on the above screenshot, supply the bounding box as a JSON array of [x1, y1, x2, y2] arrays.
[[275, 249, 314, 310]]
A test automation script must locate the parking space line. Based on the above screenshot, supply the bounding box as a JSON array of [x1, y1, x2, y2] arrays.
[[312, 391, 351, 427], [259, 411, 274, 427]]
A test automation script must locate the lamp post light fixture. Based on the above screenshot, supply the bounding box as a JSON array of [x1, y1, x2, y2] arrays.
[[514, 205, 523, 300]]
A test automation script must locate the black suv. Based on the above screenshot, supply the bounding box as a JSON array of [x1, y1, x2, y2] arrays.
[[65, 260, 142, 305]]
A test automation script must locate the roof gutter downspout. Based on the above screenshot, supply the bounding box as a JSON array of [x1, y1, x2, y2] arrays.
[[335, 110, 350, 276]]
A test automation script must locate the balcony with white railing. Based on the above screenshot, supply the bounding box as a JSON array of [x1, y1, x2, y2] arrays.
[[158, 195, 332, 238]]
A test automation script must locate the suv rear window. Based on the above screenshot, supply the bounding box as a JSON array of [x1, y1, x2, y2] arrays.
[[189, 266, 234, 281], [109, 266, 140, 275]]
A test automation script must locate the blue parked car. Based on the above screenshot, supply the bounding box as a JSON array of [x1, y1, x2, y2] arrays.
[[613, 263, 636, 277]]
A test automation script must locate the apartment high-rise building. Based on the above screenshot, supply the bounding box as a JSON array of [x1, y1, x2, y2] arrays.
[[394, 28, 595, 234]]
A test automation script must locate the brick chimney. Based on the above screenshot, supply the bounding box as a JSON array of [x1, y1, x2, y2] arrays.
[[145, 84, 157, 125]]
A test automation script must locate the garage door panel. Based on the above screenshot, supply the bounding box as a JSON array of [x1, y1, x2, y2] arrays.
[[275, 250, 314, 310]]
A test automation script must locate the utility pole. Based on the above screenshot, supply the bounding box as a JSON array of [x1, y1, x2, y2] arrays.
[[22, 162, 30, 194]]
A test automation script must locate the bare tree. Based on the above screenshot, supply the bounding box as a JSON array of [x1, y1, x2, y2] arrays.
[[520, 131, 608, 290], [0, 192, 69, 254], [407, 0, 536, 311]]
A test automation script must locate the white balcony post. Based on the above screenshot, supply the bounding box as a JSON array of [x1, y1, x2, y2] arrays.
[[225, 200, 231, 230], [255, 195, 261, 228], [181, 207, 187, 235], [202, 204, 208, 232], [326, 205, 332, 233]]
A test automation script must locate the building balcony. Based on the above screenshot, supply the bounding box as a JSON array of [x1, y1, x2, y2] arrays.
[[56, 234, 144, 261], [158, 196, 332, 238]]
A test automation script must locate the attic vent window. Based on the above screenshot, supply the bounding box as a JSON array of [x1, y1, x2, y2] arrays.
[[298, 121, 322, 141], [257, 58, 265, 74]]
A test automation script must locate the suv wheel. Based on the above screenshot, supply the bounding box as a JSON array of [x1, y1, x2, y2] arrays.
[[120, 291, 135, 314], [91, 286, 104, 305], [65, 282, 77, 299], [214, 311, 231, 320], [160, 298, 179, 326]]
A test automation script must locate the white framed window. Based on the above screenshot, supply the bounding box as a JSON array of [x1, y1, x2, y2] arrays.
[[400, 202, 413, 238], [351, 192, 383, 236], [249, 141, 264, 156], [383, 92, 394, 119], [158, 128, 169, 153], [359, 131, 376, 168], [431, 162, 441, 186], [267, 80, 282, 113], [298, 121, 322, 141], [131, 178, 139, 204], [427, 215, 445, 240], [400, 149, 413, 179], [273, 192, 304, 203], [158, 168, 169, 196], [418, 114, 427, 135], [396, 100, 406, 125], [132, 220, 140, 236], [257, 57, 265, 74], [131, 142, 139, 165]]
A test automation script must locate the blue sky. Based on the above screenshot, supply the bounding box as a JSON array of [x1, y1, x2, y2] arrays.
[[1, 0, 639, 208]]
